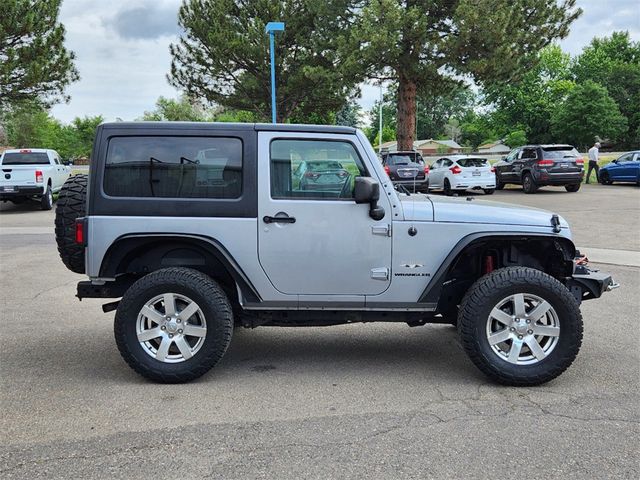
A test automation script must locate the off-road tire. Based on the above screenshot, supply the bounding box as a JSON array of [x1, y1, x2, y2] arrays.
[[55, 174, 87, 274], [458, 267, 583, 386], [565, 183, 581, 192], [40, 185, 53, 210], [114, 268, 233, 383], [522, 173, 538, 194], [444, 179, 453, 196]]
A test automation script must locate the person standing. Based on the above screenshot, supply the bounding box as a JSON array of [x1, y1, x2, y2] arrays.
[[586, 142, 600, 184]]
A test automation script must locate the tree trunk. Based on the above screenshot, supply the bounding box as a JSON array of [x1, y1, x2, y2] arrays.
[[396, 75, 417, 150]]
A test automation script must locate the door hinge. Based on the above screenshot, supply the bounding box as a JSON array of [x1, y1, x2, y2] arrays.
[[371, 224, 391, 237], [370, 267, 389, 281]]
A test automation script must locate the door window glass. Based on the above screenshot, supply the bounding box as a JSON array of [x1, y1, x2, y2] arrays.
[[104, 136, 242, 198], [270, 139, 367, 199]]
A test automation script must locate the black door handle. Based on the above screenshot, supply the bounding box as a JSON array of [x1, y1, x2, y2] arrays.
[[263, 215, 296, 224]]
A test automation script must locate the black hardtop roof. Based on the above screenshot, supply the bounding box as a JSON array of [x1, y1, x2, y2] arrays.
[[99, 121, 356, 134]]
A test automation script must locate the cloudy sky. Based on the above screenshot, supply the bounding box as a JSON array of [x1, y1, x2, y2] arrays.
[[51, 0, 640, 124]]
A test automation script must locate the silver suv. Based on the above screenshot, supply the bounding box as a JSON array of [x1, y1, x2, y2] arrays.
[[55, 122, 616, 385]]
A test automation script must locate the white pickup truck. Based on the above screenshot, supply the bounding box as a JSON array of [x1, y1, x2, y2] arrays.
[[0, 149, 71, 210]]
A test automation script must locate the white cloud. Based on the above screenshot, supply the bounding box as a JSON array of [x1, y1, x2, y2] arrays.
[[52, 0, 640, 125]]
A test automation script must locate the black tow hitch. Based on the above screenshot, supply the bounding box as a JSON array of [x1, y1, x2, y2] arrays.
[[567, 257, 619, 303]]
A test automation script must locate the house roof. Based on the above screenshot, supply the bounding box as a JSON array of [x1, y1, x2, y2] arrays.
[[382, 138, 463, 151]]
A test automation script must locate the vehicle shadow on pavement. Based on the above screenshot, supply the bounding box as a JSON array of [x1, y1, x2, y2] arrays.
[[0, 201, 46, 213], [35, 323, 480, 385]]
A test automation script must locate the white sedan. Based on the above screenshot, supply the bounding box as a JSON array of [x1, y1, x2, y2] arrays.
[[428, 155, 496, 196]]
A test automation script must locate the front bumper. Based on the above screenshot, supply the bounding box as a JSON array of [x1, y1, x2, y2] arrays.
[[567, 264, 618, 302]]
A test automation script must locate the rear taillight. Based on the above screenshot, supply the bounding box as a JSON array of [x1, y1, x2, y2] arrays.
[[450, 165, 462, 174], [384, 165, 391, 175], [576, 158, 584, 165], [35, 170, 43, 183], [537, 160, 554, 167], [491, 166, 496, 173], [424, 165, 430, 174], [75, 218, 85, 245], [337, 171, 348, 178], [304, 172, 320, 179]]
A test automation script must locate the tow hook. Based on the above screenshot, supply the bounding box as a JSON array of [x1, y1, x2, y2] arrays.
[[606, 281, 620, 292]]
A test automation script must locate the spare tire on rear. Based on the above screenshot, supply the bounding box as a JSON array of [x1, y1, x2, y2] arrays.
[[55, 174, 87, 274]]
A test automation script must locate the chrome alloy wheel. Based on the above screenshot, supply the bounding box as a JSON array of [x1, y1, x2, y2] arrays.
[[136, 293, 207, 363], [485, 293, 560, 365]]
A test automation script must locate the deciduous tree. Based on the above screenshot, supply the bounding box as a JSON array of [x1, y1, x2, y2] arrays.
[[551, 80, 627, 149]]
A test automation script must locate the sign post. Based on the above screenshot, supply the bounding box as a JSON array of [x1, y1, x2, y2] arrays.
[[265, 22, 285, 124]]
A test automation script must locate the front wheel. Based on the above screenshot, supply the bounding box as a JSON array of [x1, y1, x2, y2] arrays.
[[483, 188, 495, 195], [565, 183, 581, 192], [114, 268, 233, 383], [458, 267, 583, 386], [495, 176, 505, 190]]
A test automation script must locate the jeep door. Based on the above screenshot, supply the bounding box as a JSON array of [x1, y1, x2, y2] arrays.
[[257, 132, 392, 296]]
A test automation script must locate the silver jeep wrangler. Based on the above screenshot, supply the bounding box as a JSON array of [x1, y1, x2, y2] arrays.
[[55, 122, 616, 385]]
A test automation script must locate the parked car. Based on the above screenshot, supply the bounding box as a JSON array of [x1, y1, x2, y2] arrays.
[[599, 151, 640, 185], [53, 122, 616, 386], [428, 155, 496, 195], [0, 148, 71, 209], [494, 145, 584, 194], [295, 160, 351, 193], [381, 151, 429, 193]]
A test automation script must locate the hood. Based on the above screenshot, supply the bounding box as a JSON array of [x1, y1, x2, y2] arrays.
[[401, 195, 570, 229]]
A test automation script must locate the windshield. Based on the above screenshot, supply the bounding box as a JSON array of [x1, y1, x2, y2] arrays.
[[542, 147, 580, 159], [457, 158, 488, 167], [386, 154, 423, 165], [1, 152, 50, 165]]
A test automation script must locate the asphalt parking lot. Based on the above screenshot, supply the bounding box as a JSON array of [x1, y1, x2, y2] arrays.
[[1, 183, 639, 479]]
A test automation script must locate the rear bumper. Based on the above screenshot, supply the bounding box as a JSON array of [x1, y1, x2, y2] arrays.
[[535, 171, 583, 185], [392, 178, 429, 188], [450, 178, 496, 190], [0, 185, 44, 198], [567, 265, 618, 302]]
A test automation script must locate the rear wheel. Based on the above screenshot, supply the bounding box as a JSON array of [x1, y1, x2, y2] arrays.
[[444, 179, 453, 196], [495, 176, 505, 190], [114, 268, 233, 383], [565, 183, 581, 192], [458, 267, 582, 386], [483, 188, 495, 195], [40, 185, 53, 210], [522, 173, 538, 194]]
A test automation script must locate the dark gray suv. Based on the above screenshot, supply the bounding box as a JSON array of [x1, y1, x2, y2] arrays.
[[381, 151, 429, 192], [494, 145, 584, 193]]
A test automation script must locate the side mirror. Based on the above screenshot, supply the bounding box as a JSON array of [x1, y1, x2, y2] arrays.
[[354, 177, 385, 221]]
